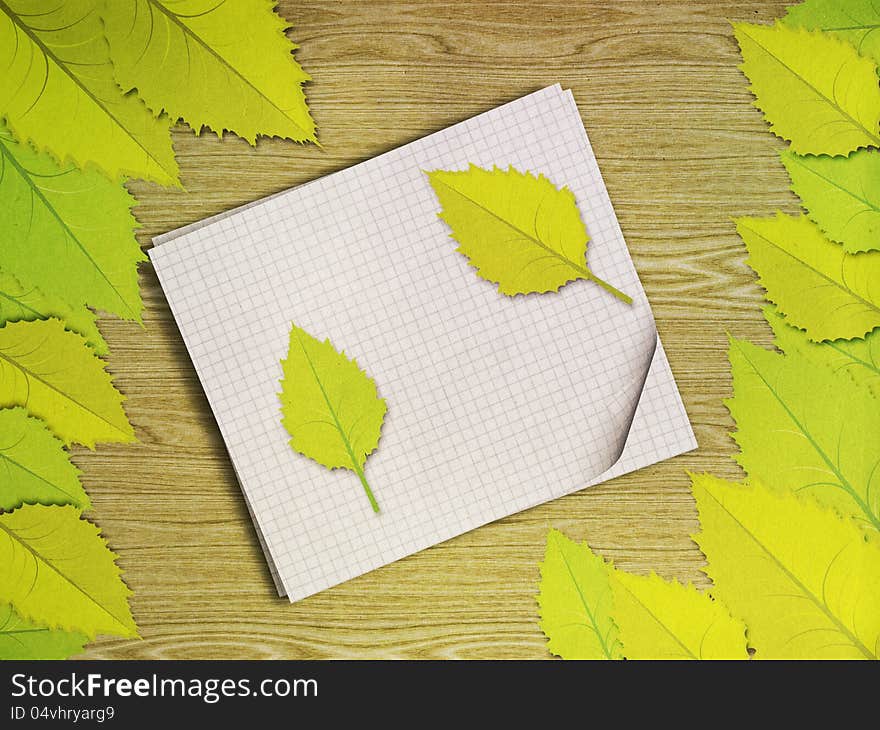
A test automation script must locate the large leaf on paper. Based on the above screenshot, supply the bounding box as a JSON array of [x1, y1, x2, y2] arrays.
[[766, 306, 880, 398], [0, 125, 146, 322], [733, 21, 880, 156], [426, 165, 631, 303], [735, 213, 880, 341], [0, 603, 86, 660], [0, 408, 89, 511], [0, 268, 107, 355], [0, 319, 134, 448], [780, 149, 880, 253], [0, 504, 137, 638], [100, 0, 316, 144], [0, 0, 178, 185], [279, 324, 386, 513], [784, 0, 880, 67], [692, 474, 880, 659], [537, 528, 622, 660], [726, 336, 880, 532], [610, 571, 748, 660]]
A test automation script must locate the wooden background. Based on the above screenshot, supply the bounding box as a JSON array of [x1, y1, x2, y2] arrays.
[[79, 0, 799, 659]]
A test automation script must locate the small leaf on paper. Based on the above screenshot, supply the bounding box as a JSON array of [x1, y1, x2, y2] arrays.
[[732, 21, 880, 156], [692, 474, 880, 659], [0, 319, 135, 448], [537, 528, 622, 660], [784, 0, 880, 67], [726, 336, 880, 532], [100, 0, 316, 145], [610, 571, 748, 660], [279, 324, 386, 513], [0, 408, 89, 512], [426, 165, 631, 303], [0, 268, 107, 356], [0, 603, 86, 660], [0, 124, 146, 323], [0, 0, 179, 185], [735, 213, 880, 341], [780, 149, 880, 253], [0, 504, 137, 639], [766, 306, 880, 397]]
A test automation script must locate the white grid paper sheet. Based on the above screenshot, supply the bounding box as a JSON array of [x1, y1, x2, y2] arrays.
[[150, 85, 696, 601]]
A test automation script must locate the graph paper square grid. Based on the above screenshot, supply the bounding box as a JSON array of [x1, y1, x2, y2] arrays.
[[150, 85, 697, 602]]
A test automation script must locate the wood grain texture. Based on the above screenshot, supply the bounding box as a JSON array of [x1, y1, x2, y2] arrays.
[[76, 0, 799, 659]]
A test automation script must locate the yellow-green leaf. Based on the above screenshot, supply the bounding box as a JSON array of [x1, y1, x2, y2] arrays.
[[766, 305, 880, 397], [0, 603, 86, 660], [0, 407, 88, 511], [784, 0, 880, 68], [610, 571, 748, 660], [99, 0, 316, 144], [736, 213, 880, 341], [0, 319, 135, 448], [780, 149, 880, 253], [0, 268, 107, 355], [537, 528, 622, 660], [279, 324, 386, 513], [733, 21, 880, 156], [426, 165, 631, 303], [0, 123, 146, 323], [0, 0, 179, 185], [726, 336, 880, 532], [692, 474, 880, 659], [0, 504, 136, 638]]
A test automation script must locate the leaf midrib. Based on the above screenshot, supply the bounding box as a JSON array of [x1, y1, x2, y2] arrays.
[[701, 485, 873, 659], [0, 451, 82, 506], [787, 154, 880, 215], [615, 578, 698, 659]]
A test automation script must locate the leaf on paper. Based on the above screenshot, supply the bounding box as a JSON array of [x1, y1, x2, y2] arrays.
[[766, 305, 880, 397], [0, 603, 86, 660], [0, 504, 137, 638], [0, 268, 107, 356], [426, 165, 632, 303], [692, 473, 880, 659], [279, 324, 386, 513], [735, 213, 880, 341], [0, 408, 89, 512], [0, 124, 146, 322], [610, 571, 748, 660], [0, 0, 178, 185], [726, 335, 880, 532], [0, 319, 135, 448], [784, 0, 880, 67], [732, 21, 880, 156], [780, 149, 880, 253], [100, 0, 316, 145], [537, 528, 622, 660]]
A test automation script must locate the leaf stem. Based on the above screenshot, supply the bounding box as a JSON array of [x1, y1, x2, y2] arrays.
[[584, 270, 633, 305], [353, 463, 380, 513]]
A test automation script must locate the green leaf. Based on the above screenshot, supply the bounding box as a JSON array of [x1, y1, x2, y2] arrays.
[[0, 319, 135, 448], [0, 504, 137, 638], [279, 324, 387, 513], [692, 474, 880, 659], [426, 165, 631, 303], [0, 407, 89, 511], [537, 528, 622, 660], [0, 0, 179, 185], [610, 571, 748, 660], [766, 305, 880, 397], [0, 603, 86, 660], [99, 0, 316, 145], [0, 123, 146, 322], [784, 0, 880, 68], [0, 268, 107, 356], [735, 213, 880, 341], [726, 336, 880, 532], [780, 149, 880, 253], [732, 21, 880, 156]]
